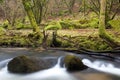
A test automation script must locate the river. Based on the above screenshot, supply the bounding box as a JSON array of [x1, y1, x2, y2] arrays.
[[0, 48, 120, 80]]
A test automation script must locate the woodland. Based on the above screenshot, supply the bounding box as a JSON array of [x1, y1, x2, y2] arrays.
[[0, 0, 120, 51], [0, 0, 120, 80]]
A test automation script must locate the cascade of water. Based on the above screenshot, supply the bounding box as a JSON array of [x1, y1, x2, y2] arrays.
[[0, 57, 77, 80], [82, 59, 120, 76], [0, 58, 12, 68], [1, 57, 120, 80], [54, 57, 62, 68]]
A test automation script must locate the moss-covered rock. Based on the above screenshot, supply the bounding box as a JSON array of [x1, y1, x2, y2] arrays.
[[8, 55, 39, 73], [64, 55, 87, 72], [8, 55, 57, 73]]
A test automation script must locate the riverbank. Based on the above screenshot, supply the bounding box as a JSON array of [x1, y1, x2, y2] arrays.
[[1, 29, 120, 50]]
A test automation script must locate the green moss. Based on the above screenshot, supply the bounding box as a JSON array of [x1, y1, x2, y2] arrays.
[[22, 0, 40, 32], [44, 22, 62, 30], [108, 20, 120, 30], [61, 20, 82, 29], [2, 20, 9, 28], [79, 19, 89, 24], [59, 18, 99, 29], [89, 18, 99, 28], [46, 17, 99, 30], [61, 41, 71, 47], [22, 0, 33, 10], [0, 27, 6, 35], [16, 22, 24, 30], [16, 22, 32, 30], [27, 32, 43, 47], [64, 55, 87, 71], [60, 20, 75, 29], [0, 33, 43, 47], [57, 35, 111, 51]]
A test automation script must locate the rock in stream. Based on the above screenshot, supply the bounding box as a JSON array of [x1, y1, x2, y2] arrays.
[[8, 55, 57, 73], [64, 55, 87, 72]]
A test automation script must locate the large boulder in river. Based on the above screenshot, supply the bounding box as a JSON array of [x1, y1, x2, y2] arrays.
[[8, 55, 57, 73], [64, 55, 87, 72]]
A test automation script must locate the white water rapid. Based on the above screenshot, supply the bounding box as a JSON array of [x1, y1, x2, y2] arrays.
[[0, 58, 76, 80], [0, 57, 120, 80], [82, 59, 120, 76]]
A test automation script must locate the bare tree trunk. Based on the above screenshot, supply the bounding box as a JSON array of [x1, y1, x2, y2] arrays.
[[99, 0, 120, 49], [69, 0, 75, 14], [63, 0, 75, 14]]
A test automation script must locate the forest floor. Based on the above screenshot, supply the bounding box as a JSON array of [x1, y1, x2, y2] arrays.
[[0, 29, 120, 50], [8, 29, 98, 36], [8, 29, 120, 37]]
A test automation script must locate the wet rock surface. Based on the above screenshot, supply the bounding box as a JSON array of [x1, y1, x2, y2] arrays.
[[64, 55, 87, 72], [8, 55, 57, 73]]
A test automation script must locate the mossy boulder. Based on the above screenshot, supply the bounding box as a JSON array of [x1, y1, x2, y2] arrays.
[[64, 55, 87, 72], [8, 55, 57, 73]]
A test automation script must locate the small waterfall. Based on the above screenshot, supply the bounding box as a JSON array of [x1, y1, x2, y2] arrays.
[[54, 57, 62, 68], [0, 59, 12, 68], [0, 57, 77, 80], [82, 59, 120, 76]]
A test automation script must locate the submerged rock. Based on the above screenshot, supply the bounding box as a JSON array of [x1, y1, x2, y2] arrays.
[[8, 55, 57, 73], [64, 55, 87, 72]]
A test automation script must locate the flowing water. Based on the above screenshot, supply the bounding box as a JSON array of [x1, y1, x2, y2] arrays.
[[83, 59, 120, 76], [0, 48, 120, 80], [0, 58, 77, 80]]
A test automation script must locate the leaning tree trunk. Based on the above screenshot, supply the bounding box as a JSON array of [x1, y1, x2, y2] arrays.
[[22, 0, 40, 33], [99, 0, 120, 49]]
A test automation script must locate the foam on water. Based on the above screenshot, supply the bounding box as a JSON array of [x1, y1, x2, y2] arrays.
[[82, 59, 120, 76], [1, 57, 120, 80], [0, 58, 76, 80]]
